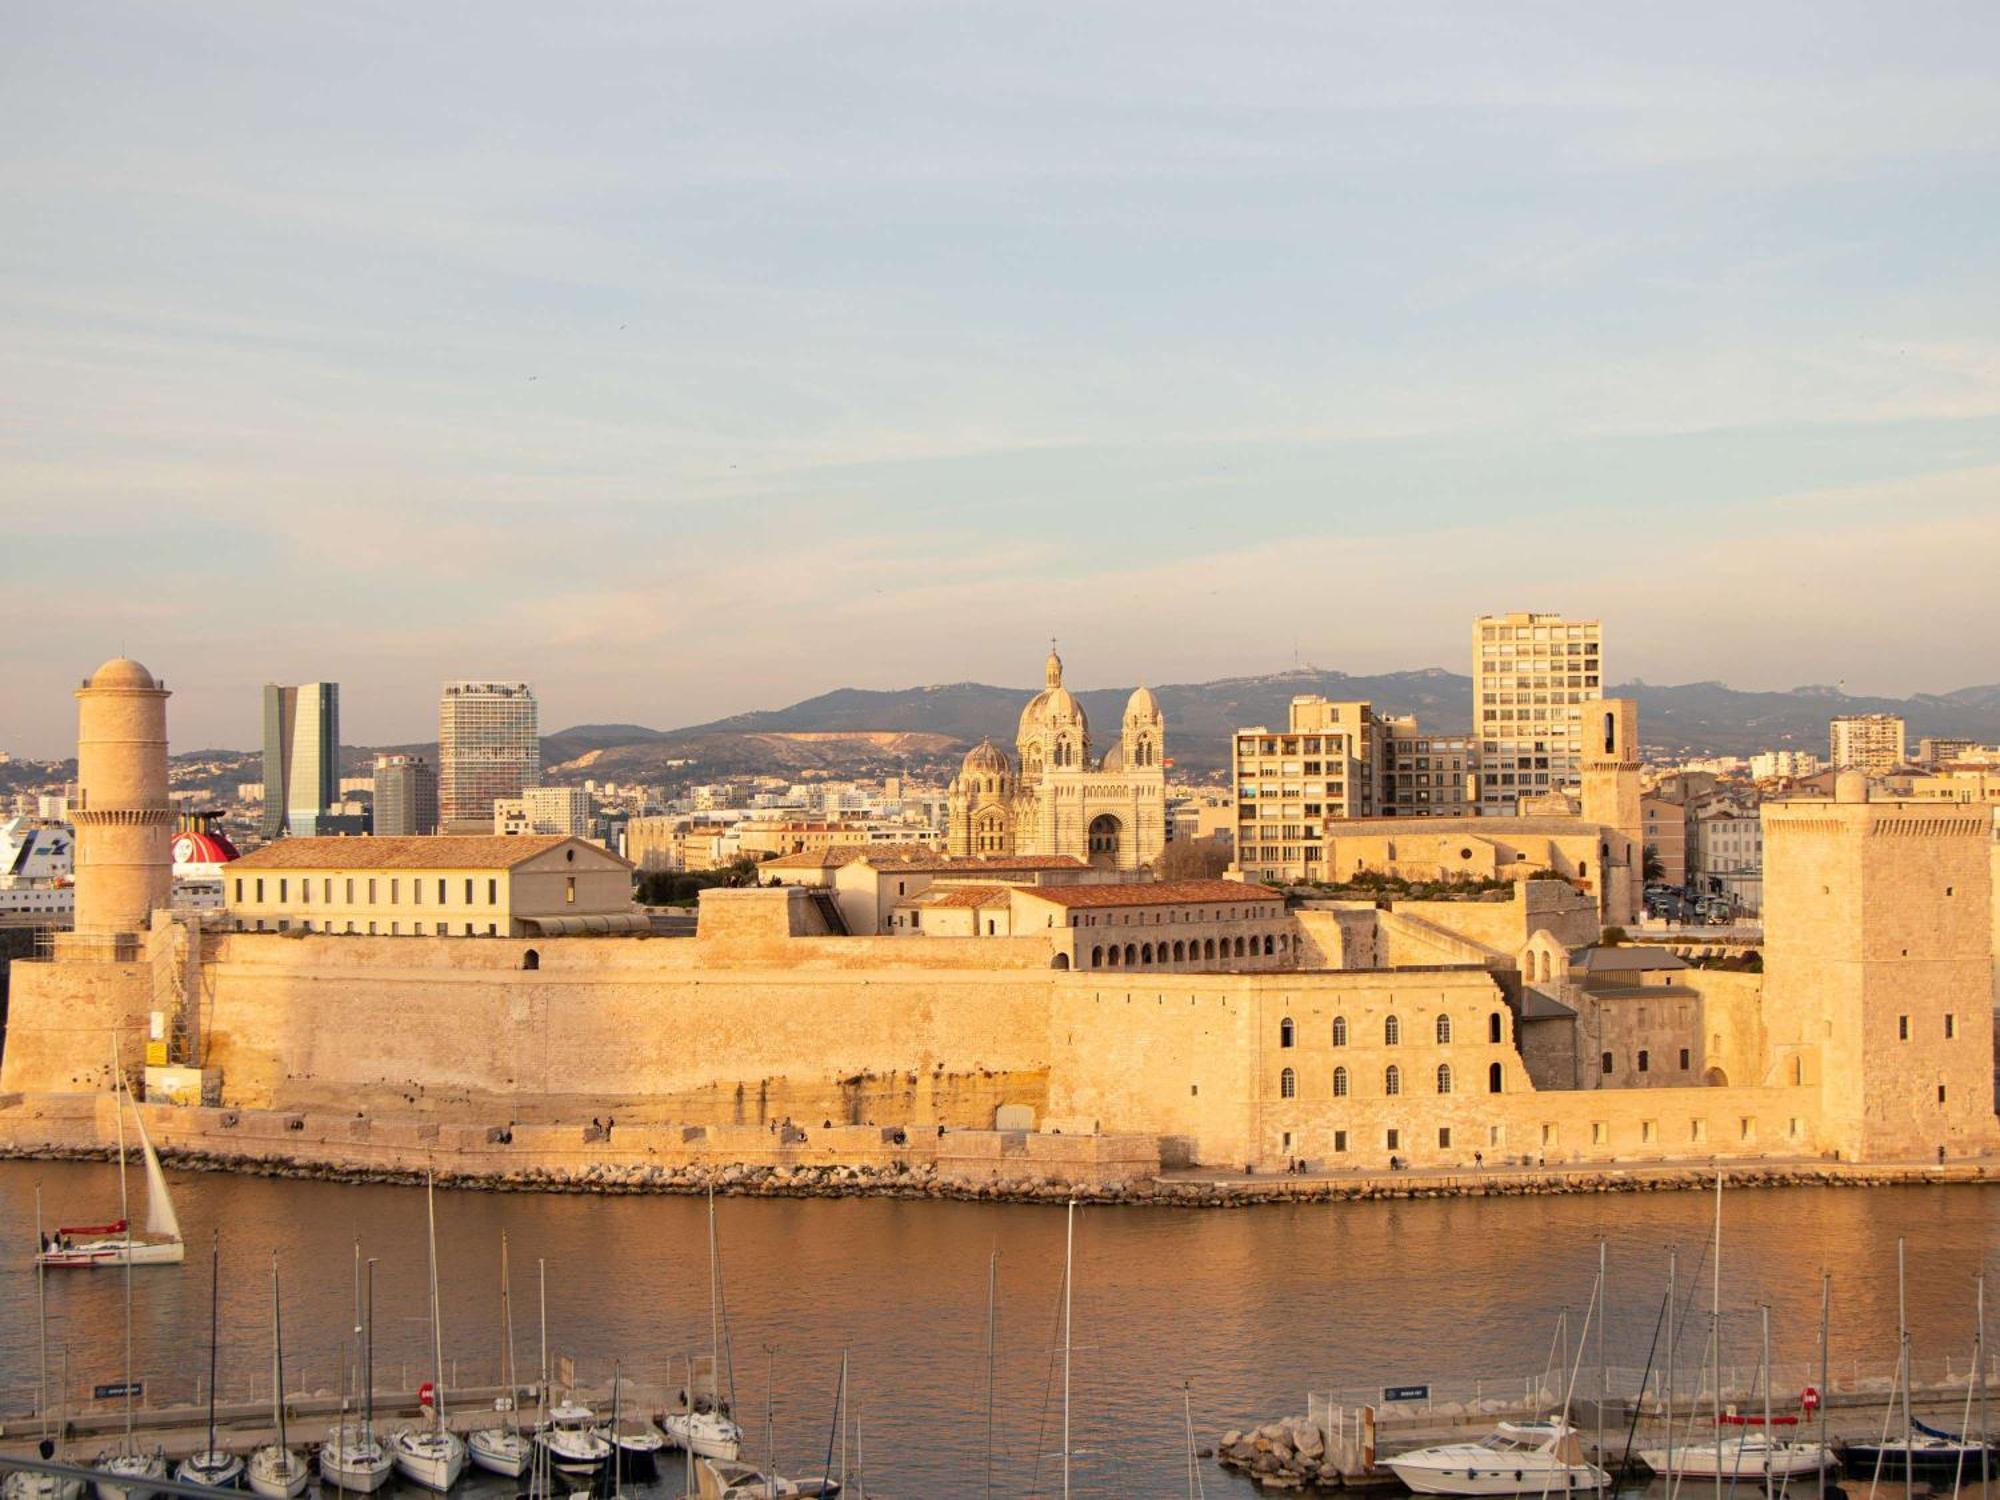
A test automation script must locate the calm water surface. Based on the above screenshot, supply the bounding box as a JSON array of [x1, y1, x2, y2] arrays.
[[2, 1163, 1997, 1496]]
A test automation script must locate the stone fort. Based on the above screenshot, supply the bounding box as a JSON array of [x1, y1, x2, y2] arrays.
[[3, 657, 1996, 1177]]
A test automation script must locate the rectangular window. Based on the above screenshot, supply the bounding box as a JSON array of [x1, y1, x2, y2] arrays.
[[1939, 1084, 1948, 1104], [489, 879, 498, 904], [368, 879, 377, 902], [1679, 1048, 1691, 1070], [323, 878, 332, 903], [465, 879, 474, 904], [1333, 1130, 1347, 1153], [1739, 1117, 1755, 1141], [1489, 1125, 1504, 1148], [234, 878, 244, 902], [346, 878, 355, 902], [1591, 1121, 1607, 1146], [1642, 1120, 1657, 1143], [1898, 1015, 1910, 1040], [566, 876, 576, 904], [256, 878, 265, 901], [279, 879, 287, 902], [438, 879, 447, 904], [390, 879, 400, 904], [1438, 1127, 1451, 1149], [1691, 1119, 1708, 1143], [1541, 1123, 1558, 1147], [413, 879, 422, 905], [1385, 1129, 1400, 1151], [1945, 1013, 1957, 1039]]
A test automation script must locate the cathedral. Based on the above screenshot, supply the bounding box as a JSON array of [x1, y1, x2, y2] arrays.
[[944, 648, 1167, 871]]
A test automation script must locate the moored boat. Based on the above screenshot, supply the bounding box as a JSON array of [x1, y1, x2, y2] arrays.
[[1385, 1420, 1609, 1496]]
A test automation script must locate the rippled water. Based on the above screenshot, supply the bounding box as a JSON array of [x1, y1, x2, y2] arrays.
[[2, 1162, 1997, 1496]]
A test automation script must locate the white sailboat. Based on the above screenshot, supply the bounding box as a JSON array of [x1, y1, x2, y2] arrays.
[[391, 1174, 467, 1492], [659, 1191, 745, 1463], [91, 1109, 168, 1500], [4, 1191, 87, 1500], [320, 1248, 393, 1492], [532, 1258, 610, 1476], [246, 1253, 308, 1499], [470, 1234, 532, 1478], [174, 1235, 244, 1490], [41, 1062, 184, 1268]]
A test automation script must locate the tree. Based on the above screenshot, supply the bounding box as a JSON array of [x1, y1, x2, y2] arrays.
[[1156, 836, 1233, 882], [1642, 844, 1665, 883]]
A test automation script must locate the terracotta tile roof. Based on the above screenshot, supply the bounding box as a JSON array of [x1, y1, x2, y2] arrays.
[[761, 847, 1085, 874], [230, 835, 620, 871], [910, 883, 1014, 908], [1016, 879, 1274, 908]]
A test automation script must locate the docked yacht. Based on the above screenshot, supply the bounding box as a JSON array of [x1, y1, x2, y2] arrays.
[[1844, 1427, 1998, 1482], [1639, 1430, 1833, 1479], [1386, 1420, 1609, 1496], [658, 1407, 745, 1462], [89, 1451, 168, 1500], [687, 1459, 841, 1499]]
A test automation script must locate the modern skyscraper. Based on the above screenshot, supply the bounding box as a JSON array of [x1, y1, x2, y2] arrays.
[[261, 682, 340, 839], [373, 753, 440, 836], [438, 681, 539, 831], [1472, 612, 1603, 815]]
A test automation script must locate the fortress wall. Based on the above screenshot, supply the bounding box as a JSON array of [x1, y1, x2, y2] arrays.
[[197, 933, 1059, 1127], [0, 959, 153, 1094]]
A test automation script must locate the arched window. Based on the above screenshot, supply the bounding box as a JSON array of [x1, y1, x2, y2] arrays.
[[1234, 936, 1246, 957], [1280, 1067, 1297, 1099], [1279, 1017, 1295, 1049], [1090, 946, 1103, 968], [1384, 1014, 1401, 1046], [1051, 953, 1070, 970], [1172, 940, 1185, 961], [1436, 1063, 1453, 1095], [1488, 1012, 1504, 1044], [1124, 943, 1137, 966], [1332, 1066, 1349, 1097], [1331, 1015, 1348, 1047], [1384, 1064, 1402, 1096], [1141, 943, 1154, 964], [1637, 1049, 1650, 1073], [1488, 1061, 1503, 1094], [1600, 1050, 1614, 1074], [522, 949, 540, 971], [1203, 938, 1216, 960], [1263, 934, 1274, 955], [1435, 1014, 1452, 1045]]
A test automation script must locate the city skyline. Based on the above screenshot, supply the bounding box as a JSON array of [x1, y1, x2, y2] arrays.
[[5, 4, 1999, 752]]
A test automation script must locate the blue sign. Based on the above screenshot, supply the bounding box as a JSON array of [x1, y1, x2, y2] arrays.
[[1383, 1384, 1429, 1403]]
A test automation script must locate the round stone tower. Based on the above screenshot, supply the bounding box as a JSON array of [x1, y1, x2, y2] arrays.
[[70, 656, 173, 937]]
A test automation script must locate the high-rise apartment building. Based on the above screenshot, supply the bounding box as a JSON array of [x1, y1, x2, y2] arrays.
[[261, 682, 339, 839], [1380, 716, 1476, 818], [1829, 714, 1906, 773], [439, 681, 539, 831], [1232, 697, 1387, 874], [373, 753, 439, 837], [495, 785, 591, 837], [1472, 612, 1603, 815]]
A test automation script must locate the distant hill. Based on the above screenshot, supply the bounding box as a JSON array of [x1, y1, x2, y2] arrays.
[[150, 669, 2000, 784]]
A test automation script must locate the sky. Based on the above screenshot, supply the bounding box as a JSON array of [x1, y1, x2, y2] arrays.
[[4, 2, 1999, 757]]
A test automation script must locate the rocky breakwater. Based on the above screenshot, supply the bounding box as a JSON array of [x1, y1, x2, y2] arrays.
[[1216, 1416, 1339, 1492]]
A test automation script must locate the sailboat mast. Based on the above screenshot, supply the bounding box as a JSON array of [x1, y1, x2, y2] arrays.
[[1712, 1165, 1723, 1500], [116, 1057, 135, 1449], [500, 1233, 520, 1434], [1596, 1240, 1606, 1481], [207, 1234, 221, 1458], [985, 1250, 999, 1500], [708, 1188, 723, 1413], [35, 1187, 48, 1439], [1818, 1271, 1830, 1500], [539, 1259, 549, 1401], [1899, 1238, 1913, 1500], [1979, 1272, 1990, 1498], [427, 1172, 446, 1434], [365, 1257, 377, 1440], [1063, 1197, 1075, 1500], [1665, 1247, 1675, 1488], [1760, 1304, 1773, 1500], [273, 1252, 290, 1452]]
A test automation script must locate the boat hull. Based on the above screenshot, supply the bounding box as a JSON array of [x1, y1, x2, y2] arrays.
[[318, 1437, 393, 1494], [659, 1412, 744, 1462], [3, 1472, 87, 1500], [91, 1454, 167, 1500], [245, 1448, 308, 1500], [1387, 1461, 1607, 1496], [469, 1429, 531, 1478], [173, 1452, 246, 1490], [390, 1430, 467, 1492], [1638, 1442, 1832, 1479], [1844, 1443, 1998, 1481], [535, 1430, 610, 1475], [37, 1240, 184, 1268]]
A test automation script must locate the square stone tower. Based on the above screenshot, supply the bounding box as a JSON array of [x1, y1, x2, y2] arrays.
[[1762, 773, 2000, 1161], [1579, 698, 1643, 926]]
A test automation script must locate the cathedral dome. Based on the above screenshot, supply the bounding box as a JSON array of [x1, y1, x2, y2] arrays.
[[1125, 684, 1159, 718], [962, 738, 1012, 777], [1016, 646, 1088, 741]]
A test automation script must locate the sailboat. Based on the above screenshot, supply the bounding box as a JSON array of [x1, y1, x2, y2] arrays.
[[321, 1247, 394, 1492], [90, 1083, 169, 1500], [41, 1061, 184, 1267], [246, 1253, 309, 1499], [390, 1174, 468, 1492], [658, 1191, 745, 1463], [1845, 1239, 1996, 1482], [470, 1234, 532, 1478], [4, 1190, 87, 1500], [531, 1259, 610, 1476], [174, 1234, 245, 1489]]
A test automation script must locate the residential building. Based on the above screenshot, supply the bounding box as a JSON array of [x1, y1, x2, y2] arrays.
[[1692, 807, 1763, 913], [1828, 713, 1906, 773], [1231, 697, 1387, 875], [373, 754, 439, 837], [225, 834, 639, 936], [439, 681, 539, 831], [1381, 716, 1476, 818], [1748, 749, 1824, 781], [260, 682, 339, 839], [494, 785, 591, 837], [1640, 796, 1688, 887], [1917, 737, 1990, 767], [1473, 612, 1603, 814]]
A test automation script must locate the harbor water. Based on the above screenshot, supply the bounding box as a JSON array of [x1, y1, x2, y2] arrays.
[[2, 1161, 1997, 1495]]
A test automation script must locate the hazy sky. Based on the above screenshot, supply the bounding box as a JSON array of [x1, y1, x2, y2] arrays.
[[5, 3, 1999, 756]]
